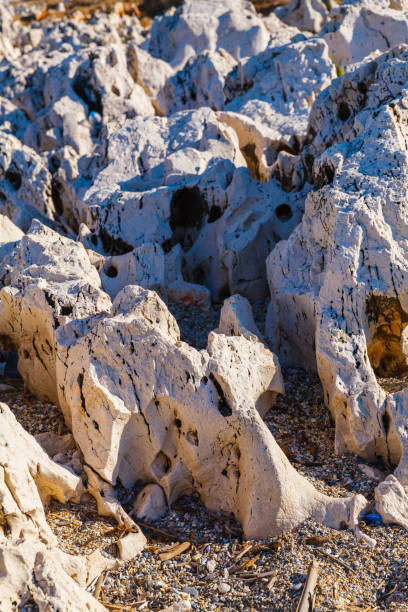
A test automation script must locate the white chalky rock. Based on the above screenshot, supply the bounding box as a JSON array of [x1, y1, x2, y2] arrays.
[[0, 402, 106, 612], [117, 531, 147, 562], [276, 0, 328, 34], [375, 475, 408, 529], [0, 131, 55, 231], [100, 243, 165, 299], [267, 45, 408, 481], [56, 284, 370, 539], [0, 220, 111, 404], [217, 294, 263, 342], [83, 108, 308, 301], [133, 483, 168, 521], [144, 0, 270, 69], [157, 49, 237, 115], [224, 38, 336, 148], [323, 0, 408, 67], [0, 214, 23, 264]]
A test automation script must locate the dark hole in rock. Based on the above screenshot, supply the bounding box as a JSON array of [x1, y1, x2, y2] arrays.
[[51, 176, 64, 216], [105, 265, 118, 278], [111, 85, 120, 96], [209, 372, 232, 417], [90, 234, 98, 247], [208, 205, 223, 223], [151, 451, 171, 479], [170, 186, 208, 230], [337, 101, 351, 121], [275, 203, 293, 222], [169, 186, 208, 251], [73, 71, 103, 115], [358, 81, 368, 94], [367, 295, 408, 390], [99, 228, 133, 256], [5, 168, 22, 190], [60, 305, 73, 316]]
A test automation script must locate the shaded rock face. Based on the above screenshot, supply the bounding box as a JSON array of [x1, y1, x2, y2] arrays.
[[267, 45, 408, 482]]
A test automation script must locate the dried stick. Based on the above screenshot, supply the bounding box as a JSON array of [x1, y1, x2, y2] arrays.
[[296, 559, 319, 612]]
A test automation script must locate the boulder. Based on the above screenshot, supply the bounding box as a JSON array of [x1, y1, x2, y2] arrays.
[[323, 0, 408, 67], [375, 475, 408, 529], [144, 0, 270, 69], [82, 108, 308, 301], [276, 0, 328, 34], [0, 220, 111, 405], [0, 401, 106, 612], [267, 45, 408, 481], [56, 284, 370, 539]]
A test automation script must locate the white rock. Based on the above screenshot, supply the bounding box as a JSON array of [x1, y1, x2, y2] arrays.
[[323, 0, 408, 66], [117, 530, 147, 562], [218, 582, 231, 594], [375, 475, 408, 529], [133, 483, 168, 521], [267, 45, 408, 480], [0, 401, 106, 611], [100, 243, 165, 299], [168, 279, 211, 311], [144, 0, 269, 69], [56, 284, 370, 539], [0, 220, 110, 405], [276, 0, 328, 34]]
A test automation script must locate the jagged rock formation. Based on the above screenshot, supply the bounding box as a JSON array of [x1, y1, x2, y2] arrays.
[[0, 223, 371, 541], [4, 0, 408, 604], [267, 45, 408, 482], [0, 402, 107, 612]]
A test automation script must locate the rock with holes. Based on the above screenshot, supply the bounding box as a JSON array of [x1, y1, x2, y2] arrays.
[[0, 220, 111, 406], [0, 131, 55, 232], [81, 107, 308, 301], [100, 243, 165, 299], [56, 284, 370, 539], [144, 0, 270, 69], [0, 401, 107, 612], [275, 0, 328, 34], [322, 0, 408, 68], [375, 475, 408, 529], [267, 45, 408, 484]]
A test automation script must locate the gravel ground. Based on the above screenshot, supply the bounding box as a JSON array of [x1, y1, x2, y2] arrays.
[[3, 301, 408, 611]]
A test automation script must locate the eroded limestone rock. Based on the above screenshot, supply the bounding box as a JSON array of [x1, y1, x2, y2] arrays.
[[267, 45, 408, 483], [0, 401, 106, 612], [55, 284, 370, 539], [375, 475, 408, 529]]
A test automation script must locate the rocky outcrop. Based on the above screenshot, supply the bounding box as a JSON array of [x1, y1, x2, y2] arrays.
[[0, 220, 110, 404], [267, 45, 408, 482], [0, 401, 106, 612]]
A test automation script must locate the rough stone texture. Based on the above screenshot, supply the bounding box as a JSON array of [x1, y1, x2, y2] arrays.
[[83, 107, 308, 301], [267, 45, 408, 482], [0, 401, 106, 612], [0, 131, 55, 232], [133, 483, 168, 521], [323, 0, 408, 67], [55, 284, 370, 539], [276, 0, 328, 33], [0, 220, 111, 405], [0, 214, 23, 265], [144, 0, 270, 69], [375, 475, 408, 529]]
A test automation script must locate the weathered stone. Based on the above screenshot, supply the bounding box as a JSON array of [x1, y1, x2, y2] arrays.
[[0, 401, 106, 612], [133, 483, 168, 521], [0, 220, 110, 405], [375, 475, 408, 529], [56, 284, 370, 539], [276, 0, 328, 34], [267, 45, 408, 482]]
